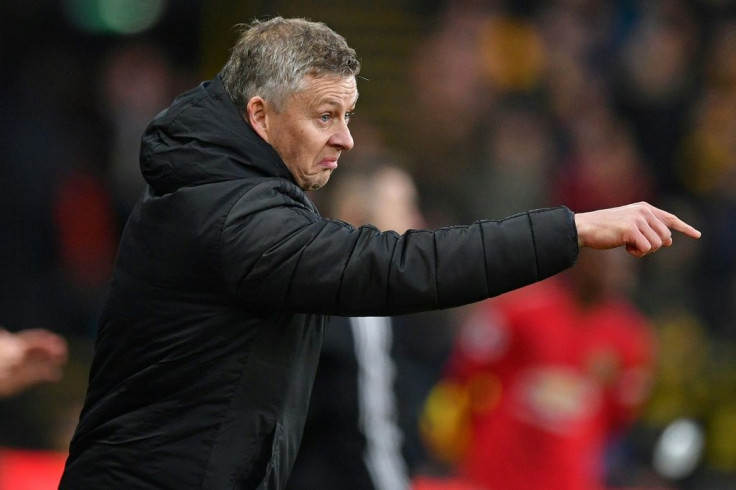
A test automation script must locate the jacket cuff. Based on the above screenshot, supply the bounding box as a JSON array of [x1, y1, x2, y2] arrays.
[[528, 206, 579, 280]]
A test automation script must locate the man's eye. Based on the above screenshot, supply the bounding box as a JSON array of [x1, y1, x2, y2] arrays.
[[345, 112, 352, 123], [320, 114, 331, 123]]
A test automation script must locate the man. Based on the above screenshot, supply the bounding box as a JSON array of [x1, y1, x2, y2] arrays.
[[59, 17, 699, 490], [288, 163, 421, 490]]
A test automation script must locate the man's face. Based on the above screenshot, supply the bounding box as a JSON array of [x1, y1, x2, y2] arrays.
[[263, 75, 358, 190]]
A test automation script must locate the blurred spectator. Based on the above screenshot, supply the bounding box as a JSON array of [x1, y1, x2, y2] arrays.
[[97, 41, 181, 225], [462, 100, 557, 220], [612, 0, 700, 198], [677, 18, 736, 341], [552, 109, 655, 213], [641, 312, 710, 433], [0, 42, 88, 336], [289, 160, 427, 490], [421, 248, 657, 490], [407, 2, 493, 222], [51, 164, 118, 336]]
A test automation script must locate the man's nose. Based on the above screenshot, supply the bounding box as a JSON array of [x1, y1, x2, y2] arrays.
[[329, 124, 354, 151]]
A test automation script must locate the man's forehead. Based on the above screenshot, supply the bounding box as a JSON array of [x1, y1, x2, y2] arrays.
[[300, 74, 358, 106]]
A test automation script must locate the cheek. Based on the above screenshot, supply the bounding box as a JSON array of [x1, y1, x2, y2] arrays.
[[296, 133, 326, 169], [273, 128, 303, 164], [272, 123, 326, 176]]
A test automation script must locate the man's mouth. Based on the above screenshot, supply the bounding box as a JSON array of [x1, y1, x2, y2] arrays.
[[320, 158, 338, 170]]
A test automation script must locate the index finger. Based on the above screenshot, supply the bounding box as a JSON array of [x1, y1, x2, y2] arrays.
[[655, 209, 701, 239]]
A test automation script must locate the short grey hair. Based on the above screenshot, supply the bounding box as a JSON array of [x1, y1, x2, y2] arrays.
[[221, 17, 361, 112]]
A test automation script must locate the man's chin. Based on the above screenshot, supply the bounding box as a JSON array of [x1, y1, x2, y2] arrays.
[[300, 173, 332, 191]]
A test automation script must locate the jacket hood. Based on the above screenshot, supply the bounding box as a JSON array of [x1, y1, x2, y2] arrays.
[[140, 75, 293, 194]]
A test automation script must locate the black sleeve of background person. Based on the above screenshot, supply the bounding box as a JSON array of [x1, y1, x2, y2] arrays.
[[287, 316, 376, 490], [392, 310, 457, 473]]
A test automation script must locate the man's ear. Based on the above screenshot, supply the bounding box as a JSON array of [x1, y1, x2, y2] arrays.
[[246, 97, 270, 142]]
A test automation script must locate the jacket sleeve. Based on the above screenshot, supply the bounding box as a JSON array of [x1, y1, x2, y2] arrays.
[[220, 182, 578, 316]]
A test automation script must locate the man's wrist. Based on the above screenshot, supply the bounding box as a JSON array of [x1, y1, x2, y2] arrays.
[[573, 212, 586, 248]]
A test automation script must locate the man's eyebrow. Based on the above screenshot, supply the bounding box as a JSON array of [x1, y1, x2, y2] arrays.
[[317, 93, 358, 109], [318, 99, 351, 109]]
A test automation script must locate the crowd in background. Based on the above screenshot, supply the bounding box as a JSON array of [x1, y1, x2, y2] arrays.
[[405, 3, 736, 488], [1, 0, 735, 488]]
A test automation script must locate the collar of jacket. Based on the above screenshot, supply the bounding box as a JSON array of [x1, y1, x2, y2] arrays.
[[139, 74, 295, 195]]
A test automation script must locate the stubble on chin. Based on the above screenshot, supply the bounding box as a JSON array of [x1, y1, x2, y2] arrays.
[[300, 170, 333, 191]]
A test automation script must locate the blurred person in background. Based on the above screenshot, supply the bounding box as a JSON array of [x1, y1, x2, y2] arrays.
[[422, 246, 656, 490], [612, 0, 700, 199], [677, 17, 736, 343], [288, 161, 422, 490], [97, 41, 183, 227], [422, 135, 657, 490], [407, 3, 492, 222], [461, 101, 557, 221]]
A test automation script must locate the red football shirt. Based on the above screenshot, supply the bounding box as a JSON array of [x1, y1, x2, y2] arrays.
[[446, 278, 655, 490]]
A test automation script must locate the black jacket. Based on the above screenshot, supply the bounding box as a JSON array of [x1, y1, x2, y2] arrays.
[[59, 75, 578, 489]]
